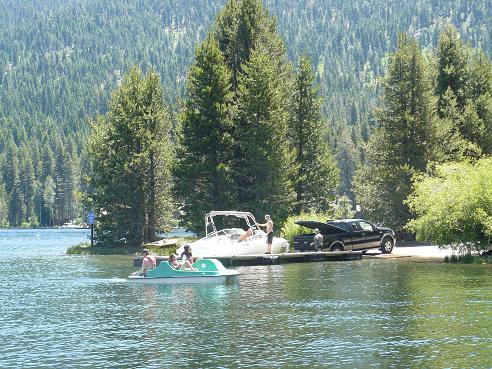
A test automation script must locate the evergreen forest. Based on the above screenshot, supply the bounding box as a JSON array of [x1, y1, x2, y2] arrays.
[[1, 0, 491, 240]]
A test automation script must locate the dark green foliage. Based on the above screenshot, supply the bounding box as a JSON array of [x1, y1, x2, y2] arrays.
[[175, 36, 236, 232], [0, 181, 7, 227], [214, 0, 287, 92], [436, 26, 470, 114], [234, 46, 294, 221], [354, 34, 436, 230], [443, 254, 489, 264], [435, 27, 492, 158], [375, 34, 435, 172], [42, 176, 56, 227], [88, 68, 174, 246], [177, 0, 296, 232], [0, 0, 491, 229], [290, 56, 339, 213]]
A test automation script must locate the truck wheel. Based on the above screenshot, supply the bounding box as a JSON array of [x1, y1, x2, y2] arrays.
[[380, 237, 394, 254], [331, 243, 344, 252]]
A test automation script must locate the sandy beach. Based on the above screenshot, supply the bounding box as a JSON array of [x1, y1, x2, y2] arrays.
[[366, 242, 456, 260]]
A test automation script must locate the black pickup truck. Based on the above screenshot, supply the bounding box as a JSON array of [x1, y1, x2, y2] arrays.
[[293, 219, 396, 253]]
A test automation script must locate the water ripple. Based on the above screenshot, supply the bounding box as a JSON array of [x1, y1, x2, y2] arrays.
[[1, 230, 492, 368]]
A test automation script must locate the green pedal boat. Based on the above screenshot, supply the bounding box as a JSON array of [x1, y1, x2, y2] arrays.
[[127, 258, 240, 284]]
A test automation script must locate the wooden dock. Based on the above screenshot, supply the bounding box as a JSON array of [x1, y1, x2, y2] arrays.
[[133, 251, 363, 267]]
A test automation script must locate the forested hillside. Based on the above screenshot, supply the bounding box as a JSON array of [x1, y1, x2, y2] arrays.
[[0, 0, 491, 227]]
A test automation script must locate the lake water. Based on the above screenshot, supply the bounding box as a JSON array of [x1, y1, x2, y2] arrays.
[[1, 229, 491, 368]]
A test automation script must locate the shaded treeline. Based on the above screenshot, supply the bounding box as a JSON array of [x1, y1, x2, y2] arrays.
[[89, 0, 339, 243], [0, 0, 491, 230]]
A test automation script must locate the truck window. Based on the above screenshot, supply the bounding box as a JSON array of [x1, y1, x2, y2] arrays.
[[358, 221, 373, 231]]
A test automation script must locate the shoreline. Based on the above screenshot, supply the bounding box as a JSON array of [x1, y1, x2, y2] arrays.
[[367, 243, 490, 261]]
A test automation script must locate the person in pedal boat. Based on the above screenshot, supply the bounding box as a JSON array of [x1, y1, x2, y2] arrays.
[[180, 244, 194, 264], [132, 248, 156, 277], [168, 253, 196, 271]]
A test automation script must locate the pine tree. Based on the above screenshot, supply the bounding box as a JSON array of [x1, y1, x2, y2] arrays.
[[178, 0, 295, 229], [41, 144, 55, 180], [54, 138, 68, 225], [19, 148, 36, 224], [88, 67, 174, 246], [433, 88, 479, 161], [467, 50, 492, 154], [214, 0, 289, 94], [141, 71, 174, 242], [435, 26, 492, 157], [0, 181, 8, 227], [436, 26, 469, 115], [376, 33, 435, 171], [290, 56, 339, 213], [334, 125, 357, 199], [354, 33, 435, 229], [8, 175, 26, 226], [43, 176, 56, 227], [234, 46, 294, 220], [2, 139, 17, 195], [175, 36, 236, 233]]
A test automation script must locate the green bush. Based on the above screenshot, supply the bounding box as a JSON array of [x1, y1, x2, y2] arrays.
[[280, 211, 333, 246], [461, 253, 475, 264], [444, 253, 492, 264], [332, 195, 356, 219], [407, 157, 492, 253]]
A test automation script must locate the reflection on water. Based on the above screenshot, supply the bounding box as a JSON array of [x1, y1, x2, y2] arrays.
[[0, 230, 491, 368]]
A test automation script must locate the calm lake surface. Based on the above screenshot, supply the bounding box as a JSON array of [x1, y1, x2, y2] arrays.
[[1, 229, 491, 368]]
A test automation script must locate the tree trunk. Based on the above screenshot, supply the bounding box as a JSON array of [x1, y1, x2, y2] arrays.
[[146, 152, 157, 243]]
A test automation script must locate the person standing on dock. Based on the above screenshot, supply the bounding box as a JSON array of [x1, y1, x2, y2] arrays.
[[257, 215, 274, 254], [311, 228, 324, 251]]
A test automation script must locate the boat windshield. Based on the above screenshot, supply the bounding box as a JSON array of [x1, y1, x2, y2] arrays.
[[204, 211, 258, 236], [202, 228, 244, 239]]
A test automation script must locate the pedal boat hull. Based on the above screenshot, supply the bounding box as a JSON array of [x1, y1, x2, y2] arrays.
[[127, 258, 240, 284]]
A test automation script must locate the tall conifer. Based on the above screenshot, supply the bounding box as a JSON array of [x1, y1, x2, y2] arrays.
[[290, 56, 339, 213], [0, 182, 8, 227], [234, 46, 294, 220], [179, 0, 295, 230], [436, 26, 469, 114], [175, 36, 235, 233], [435, 26, 492, 156], [354, 33, 435, 229], [89, 68, 174, 246], [214, 0, 287, 93]]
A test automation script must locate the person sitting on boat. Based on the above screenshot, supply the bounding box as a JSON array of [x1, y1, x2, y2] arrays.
[[238, 228, 253, 241], [180, 245, 194, 264], [168, 253, 196, 271], [131, 248, 156, 277]]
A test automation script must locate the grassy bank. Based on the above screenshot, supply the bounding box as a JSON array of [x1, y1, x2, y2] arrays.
[[66, 237, 198, 256]]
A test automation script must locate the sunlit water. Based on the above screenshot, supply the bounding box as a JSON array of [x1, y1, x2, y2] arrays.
[[0, 229, 491, 368]]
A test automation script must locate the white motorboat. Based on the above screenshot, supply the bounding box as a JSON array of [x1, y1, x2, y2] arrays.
[[176, 211, 289, 257], [60, 221, 89, 229]]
